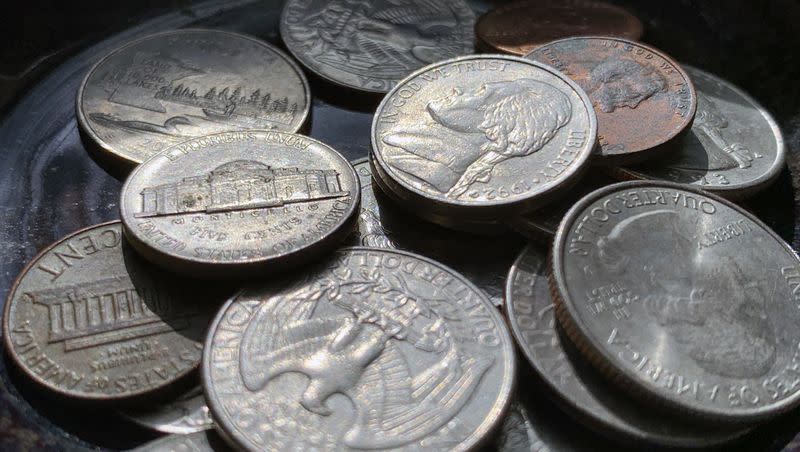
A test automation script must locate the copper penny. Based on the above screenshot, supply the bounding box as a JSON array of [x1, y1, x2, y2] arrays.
[[475, 0, 643, 56], [526, 37, 696, 164]]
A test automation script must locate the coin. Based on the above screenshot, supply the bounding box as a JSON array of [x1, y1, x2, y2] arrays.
[[612, 66, 786, 199], [507, 245, 748, 446], [551, 181, 800, 422], [77, 29, 310, 169], [348, 158, 523, 306], [526, 37, 696, 164], [490, 400, 539, 451], [120, 385, 213, 434], [2, 222, 216, 400], [280, 0, 475, 94], [371, 55, 597, 226], [120, 131, 359, 278], [475, 0, 643, 56], [132, 430, 226, 452], [203, 247, 515, 451]]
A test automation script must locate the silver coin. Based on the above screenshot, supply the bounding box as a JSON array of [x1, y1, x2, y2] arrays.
[[131, 430, 224, 452], [507, 245, 748, 446], [120, 131, 359, 277], [551, 181, 800, 422], [2, 222, 214, 400], [614, 65, 786, 199], [371, 55, 597, 226], [348, 158, 523, 306], [280, 0, 475, 94], [202, 247, 515, 451], [77, 29, 310, 168], [120, 385, 213, 434]]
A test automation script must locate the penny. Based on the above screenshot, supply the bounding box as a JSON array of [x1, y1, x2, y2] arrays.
[[612, 66, 786, 199], [77, 29, 310, 169], [280, 0, 475, 94], [348, 158, 523, 306], [371, 55, 597, 226], [120, 131, 359, 278], [551, 181, 800, 422], [2, 222, 216, 400], [526, 37, 696, 164], [120, 385, 213, 434], [475, 0, 643, 56], [507, 245, 748, 446], [203, 247, 515, 451], [132, 430, 226, 451]]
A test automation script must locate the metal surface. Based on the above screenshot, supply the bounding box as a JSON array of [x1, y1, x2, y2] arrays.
[[475, 0, 643, 56], [120, 131, 360, 277], [526, 36, 696, 164], [613, 65, 786, 200], [280, 0, 475, 94], [77, 29, 310, 169], [202, 247, 515, 451], [551, 181, 800, 423], [131, 430, 226, 451], [3, 222, 215, 400], [120, 385, 214, 434], [371, 54, 597, 225]]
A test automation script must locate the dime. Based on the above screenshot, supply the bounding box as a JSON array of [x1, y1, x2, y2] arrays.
[[612, 66, 786, 199], [371, 55, 597, 226], [507, 245, 748, 446], [526, 37, 696, 164], [475, 0, 643, 56], [2, 222, 216, 400], [120, 385, 213, 434], [77, 29, 310, 168], [280, 0, 475, 94], [120, 131, 359, 278], [551, 181, 800, 422], [348, 158, 523, 306], [132, 430, 224, 452], [203, 247, 515, 451]]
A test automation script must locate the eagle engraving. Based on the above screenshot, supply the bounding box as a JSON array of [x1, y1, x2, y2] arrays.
[[239, 268, 492, 448]]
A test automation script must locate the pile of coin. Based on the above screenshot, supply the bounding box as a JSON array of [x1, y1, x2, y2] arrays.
[[3, 0, 795, 450]]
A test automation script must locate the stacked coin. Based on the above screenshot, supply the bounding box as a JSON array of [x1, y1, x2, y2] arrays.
[[4, 0, 797, 450]]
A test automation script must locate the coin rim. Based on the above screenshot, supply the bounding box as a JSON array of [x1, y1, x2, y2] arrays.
[[75, 28, 312, 167], [119, 130, 360, 277], [370, 53, 598, 215], [2, 220, 201, 400], [201, 246, 516, 451], [611, 64, 787, 200], [550, 179, 800, 422]]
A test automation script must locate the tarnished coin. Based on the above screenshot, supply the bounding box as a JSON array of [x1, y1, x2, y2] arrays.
[[507, 245, 748, 446], [77, 29, 310, 168], [349, 158, 523, 306], [120, 385, 213, 434], [280, 0, 475, 94], [552, 181, 800, 422], [526, 37, 696, 164], [613, 66, 786, 199], [475, 0, 643, 56], [371, 55, 597, 226], [203, 247, 515, 451], [120, 131, 359, 277], [2, 222, 215, 400], [132, 430, 226, 452]]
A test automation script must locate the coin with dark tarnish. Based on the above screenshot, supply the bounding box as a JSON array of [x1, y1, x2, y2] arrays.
[[120, 385, 213, 434], [2, 222, 216, 400], [348, 158, 523, 306], [203, 247, 515, 451], [132, 430, 226, 452], [280, 0, 475, 94], [120, 131, 359, 278], [527, 37, 696, 164], [77, 29, 310, 169], [551, 181, 800, 422], [613, 66, 786, 199], [507, 245, 748, 446], [475, 0, 643, 56], [371, 55, 597, 227]]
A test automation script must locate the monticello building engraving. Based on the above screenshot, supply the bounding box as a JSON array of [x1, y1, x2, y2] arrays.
[[137, 160, 348, 218], [25, 276, 188, 351]]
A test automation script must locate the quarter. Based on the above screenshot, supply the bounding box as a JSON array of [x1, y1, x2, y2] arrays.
[[120, 385, 213, 434]]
